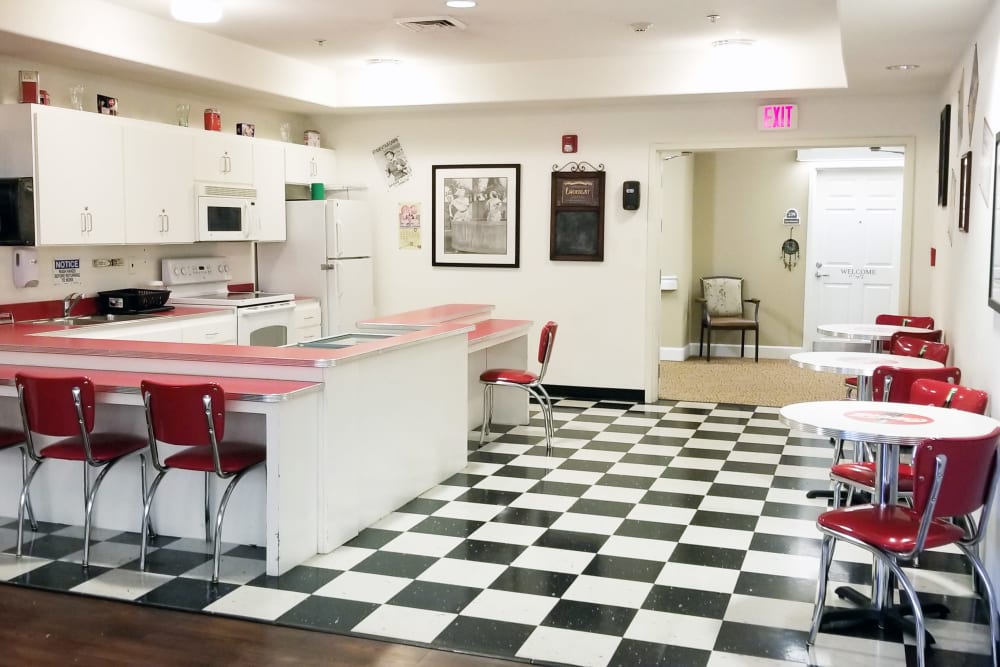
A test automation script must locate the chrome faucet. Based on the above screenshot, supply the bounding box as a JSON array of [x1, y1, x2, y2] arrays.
[[63, 292, 84, 318]]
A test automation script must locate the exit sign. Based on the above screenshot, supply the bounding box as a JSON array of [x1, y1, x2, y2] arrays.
[[758, 104, 798, 131]]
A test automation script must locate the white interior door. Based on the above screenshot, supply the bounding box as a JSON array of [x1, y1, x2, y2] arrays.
[[802, 167, 903, 349]]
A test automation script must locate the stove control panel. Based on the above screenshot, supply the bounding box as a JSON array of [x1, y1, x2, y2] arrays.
[[161, 257, 232, 285]]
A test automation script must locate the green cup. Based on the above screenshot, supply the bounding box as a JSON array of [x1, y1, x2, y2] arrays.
[[311, 182, 325, 200]]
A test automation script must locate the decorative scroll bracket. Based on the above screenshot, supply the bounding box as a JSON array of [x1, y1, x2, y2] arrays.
[[552, 161, 605, 173]]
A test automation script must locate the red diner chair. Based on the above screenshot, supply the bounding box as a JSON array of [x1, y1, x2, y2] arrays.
[[844, 319, 938, 398], [831, 365, 962, 507], [888, 329, 943, 349], [0, 427, 38, 533], [808, 429, 1000, 667], [479, 321, 558, 455], [140, 381, 266, 583], [14, 373, 151, 567], [889, 336, 949, 364], [874, 313, 935, 329]]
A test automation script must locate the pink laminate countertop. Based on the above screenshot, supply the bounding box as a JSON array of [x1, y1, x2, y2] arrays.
[[0, 308, 473, 369], [469, 319, 532, 342], [359, 304, 494, 326], [0, 365, 320, 403]]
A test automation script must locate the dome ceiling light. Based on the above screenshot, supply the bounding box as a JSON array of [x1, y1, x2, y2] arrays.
[[170, 0, 223, 23]]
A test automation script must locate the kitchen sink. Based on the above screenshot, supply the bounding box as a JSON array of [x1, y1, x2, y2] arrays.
[[26, 313, 163, 326]]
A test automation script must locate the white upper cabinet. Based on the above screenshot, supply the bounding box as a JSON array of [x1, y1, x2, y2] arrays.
[[251, 140, 286, 241], [194, 133, 254, 185], [123, 122, 196, 244], [33, 107, 126, 245], [284, 143, 337, 185]]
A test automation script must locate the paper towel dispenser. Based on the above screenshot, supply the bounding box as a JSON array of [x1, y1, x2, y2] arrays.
[[660, 275, 678, 291]]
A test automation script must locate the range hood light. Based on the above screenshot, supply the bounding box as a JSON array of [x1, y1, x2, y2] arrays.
[[171, 0, 223, 24]]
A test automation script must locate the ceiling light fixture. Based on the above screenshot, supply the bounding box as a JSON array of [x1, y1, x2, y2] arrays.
[[706, 13, 721, 23], [630, 22, 653, 33], [366, 58, 402, 67], [170, 0, 223, 23], [445, 1, 477, 7], [885, 64, 919, 71], [712, 38, 755, 48]]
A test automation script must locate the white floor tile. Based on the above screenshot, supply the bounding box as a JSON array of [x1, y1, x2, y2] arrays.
[[922, 616, 995, 655], [723, 594, 814, 631], [508, 492, 577, 513], [370, 512, 427, 532], [511, 545, 595, 574], [508, 454, 563, 469], [381, 532, 464, 558], [649, 478, 713, 496], [432, 501, 504, 522], [460, 588, 559, 626], [592, 431, 644, 444], [585, 408, 629, 417], [544, 469, 605, 485], [50, 526, 124, 542], [741, 551, 819, 580], [570, 448, 626, 463], [900, 567, 976, 597], [480, 442, 533, 455], [305, 545, 374, 571], [615, 416, 660, 427], [467, 521, 547, 546], [183, 556, 267, 585], [727, 450, 782, 465], [679, 525, 754, 551], [63, 540, 144, 568], [627, 504, 696, 526], [755, 516, 821, 540], [582, 485, 646, 504], [565, 421, 610, 432], [516, 626, 621, 667], [697, 423, 746, 434], [313, 571, 411, 603], [707, 652, 803, 667], [738, 433, 790, 446], [474, 475, 538, 493], [775, 464, 830, 481], [624, 609, 722, 650], [352, 604, 456, 643], [668, 456, 726, 471], [562, 574, 654, 608], [607, 462, 666, 478], [712, 471, 774, 488], [71, 567, 173, 600], [462, 461, 505, 476], [809, 633, 906, 666], [655, 562, 740, 594], [420, 484, 468, 501], [204, 585, 307, 621], [647, 426, 697, 439], [549, 512, 623, 536], [598, 535, 675, 562], [766, 487, 828, 506], [417, 557, 506, 589], [629, 443, 682, 457], [686, 439, 738, 452], [698, 495, 766, 516]]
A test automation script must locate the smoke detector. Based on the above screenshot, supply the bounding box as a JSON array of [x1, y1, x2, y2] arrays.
[[395, 16, 468, 32], [630, 22, 653, 33]]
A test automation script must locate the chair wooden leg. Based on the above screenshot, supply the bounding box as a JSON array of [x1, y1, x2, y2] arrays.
[[754, 327, 759, 362], [740, 330, 746, 358], [706, 328, 712, 362]]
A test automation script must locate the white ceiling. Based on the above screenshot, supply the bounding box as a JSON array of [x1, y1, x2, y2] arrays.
[[1, 0, 992, 110]]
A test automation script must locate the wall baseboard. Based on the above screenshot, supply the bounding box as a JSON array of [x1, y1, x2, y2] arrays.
[[656, 344, 804, 360], [545, 385, 645, 403]]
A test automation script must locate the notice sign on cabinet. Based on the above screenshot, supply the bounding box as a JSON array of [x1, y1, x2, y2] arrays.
[[758, 104, 798, 131], [53, 258, 82, 285]]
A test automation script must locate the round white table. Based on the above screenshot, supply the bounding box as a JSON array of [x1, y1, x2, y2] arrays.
[[780, 400, 1000, 636], [817, 323, 935, 352], [790, 351, 943, 400]]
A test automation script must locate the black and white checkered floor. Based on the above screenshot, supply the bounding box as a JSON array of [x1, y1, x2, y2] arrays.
[[0, 399, 993, 667]]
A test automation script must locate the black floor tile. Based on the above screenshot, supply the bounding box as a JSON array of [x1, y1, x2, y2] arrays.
[[556, 428, 608, 440], [534, 529, 608, 553], [704, 416, 750, 426], [706, 483, 769, 501], [491, 507, 562, 528], [615, 519, 685, 543], [493, 465, 549, 480], [733, 442, 784, 455], [690, 510, 758, 532], [388, 580, 481, 613], [713, 621, 810, 663], [445, 539, 526, 565], [640, 490, 703, 509], [659, 467, 719, 483], [720, 461, 777, 475], [278, 596, 378, 632], [669, 407, 712, 416], [455, 488, 523, 506], [528, 481, 589, 498], [692, 430, 739, 442], [676, 448, 730, 461], [642, 584, 730, 619], [769, 476, 819, 491], [411, 516, 484, 538], [467, 451, 518, 465], [10, 560, 108, 589], [609, 639, 710, 667], [344, 528, 399, 549], [669, 543, 745, 570], [434, 616, 535, 658], [567, 499, 632, 518], [137, 576, 237, 610], [7, 534, 85, 560], [780, 454, 831, 468], [396, 497, 447, 515], [558, 458, 615, 473], [442, 472, 487, 487], [639, 435, 688, 447], [120, 548, 211, 576], [351, 551, 436, 579], [761, 502, 826, 521], [748, 533, 821, 558], [605, 424, 654, 435], [735, 571, 817, 603], [597, 474, 657, 490], [584, 440, 634, 453], [225, 545, 266, 561], [488, 566, 576, 597], [583, 554, 664, 583], [620, 453, 671, 467], [829, 561, 872, 586], [540, 598, 636, 636], [247, 565, 341, 594], [493, 434, 543, 445]]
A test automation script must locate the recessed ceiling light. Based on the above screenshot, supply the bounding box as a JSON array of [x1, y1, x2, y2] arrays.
[[366, 58, 402, 67], [885, 64, 920, 71], [170, 0, 223, 23], [712, 38, 755, 48], [446, 1, 477, 7]]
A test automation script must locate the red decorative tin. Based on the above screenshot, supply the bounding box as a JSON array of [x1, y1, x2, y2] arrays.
[[204, 108, 221, 131]]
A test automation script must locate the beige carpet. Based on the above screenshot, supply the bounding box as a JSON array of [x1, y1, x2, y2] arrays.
[[659, 358, 845, 407]]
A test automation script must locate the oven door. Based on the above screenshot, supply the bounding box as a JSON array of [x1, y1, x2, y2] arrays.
[[197, 196, 253, 242], [237, 301, 296, 346]]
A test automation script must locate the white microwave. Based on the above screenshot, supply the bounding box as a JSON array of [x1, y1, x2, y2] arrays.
[[196, 184, 257, 242]]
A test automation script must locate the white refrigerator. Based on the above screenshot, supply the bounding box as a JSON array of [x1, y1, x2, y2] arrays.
[[257, 200, 374, 336]]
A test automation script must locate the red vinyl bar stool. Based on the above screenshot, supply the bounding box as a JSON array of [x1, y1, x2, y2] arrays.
[[809, 429, 1000, 667], [140, 381, 266, 583], [15, 373, 151, 567], [480, 321, 558, 455], [0, 426, 37, 532]]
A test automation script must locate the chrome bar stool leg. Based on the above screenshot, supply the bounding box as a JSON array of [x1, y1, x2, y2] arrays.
[[212, 466, 261, 584], [82, 462, 116, 568], [139, 453, 156, 539], [139, 469, 168, 571], [16, 460, 43, 557], [479, 384, 493, 445], [204, 472, 211, 543], [19, 448, 38, 531]]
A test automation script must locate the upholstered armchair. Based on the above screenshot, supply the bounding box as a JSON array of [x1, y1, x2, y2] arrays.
[[697, 276, 760, 362]]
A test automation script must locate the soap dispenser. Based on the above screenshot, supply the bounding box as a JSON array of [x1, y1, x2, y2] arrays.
[[12, 247, 39, 288]]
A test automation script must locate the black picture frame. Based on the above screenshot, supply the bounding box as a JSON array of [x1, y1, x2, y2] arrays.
[[431, 164, 520, 268], [988, 133, 1000, 313], [938, 104, 951, 207], [959, 151, 972, 232], [550, 170, 606, 261]]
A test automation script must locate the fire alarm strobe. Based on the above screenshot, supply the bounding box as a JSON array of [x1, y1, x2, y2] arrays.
[[561, 134, 578, 153]]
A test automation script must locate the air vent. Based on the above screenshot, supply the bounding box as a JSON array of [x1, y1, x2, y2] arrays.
[[395, 15, 467, 33]]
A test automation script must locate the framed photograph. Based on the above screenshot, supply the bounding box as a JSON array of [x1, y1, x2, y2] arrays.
[[989, 133, 1000, 313], [432, 164, 520, 268], [938, 104, 951, 206], [550, 170, 606, 261], [959, 151, 972, 232], [97, 94, 118, 116]]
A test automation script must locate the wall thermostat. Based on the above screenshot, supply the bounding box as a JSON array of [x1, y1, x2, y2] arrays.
[[623, 181, 640, 210]]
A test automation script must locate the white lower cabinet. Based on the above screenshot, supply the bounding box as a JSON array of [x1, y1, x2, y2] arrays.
[[42, 313, 236, 345], [181, 312, 237, 345], [293, 300, 322, 344]]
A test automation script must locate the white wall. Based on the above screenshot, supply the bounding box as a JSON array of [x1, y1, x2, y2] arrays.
[[312, 93, 938, 391], [932, 2, 1000, 585]]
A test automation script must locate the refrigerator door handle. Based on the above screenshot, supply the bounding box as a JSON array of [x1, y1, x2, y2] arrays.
[[334, 221, 342, 258]]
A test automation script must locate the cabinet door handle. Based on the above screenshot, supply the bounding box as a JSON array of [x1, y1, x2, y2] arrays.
[[310, 158, 317, 177], [164, 213, 170, 232], [86, 212, 94, 232], [225, 155, 232, 173], [81, 212, 87, 232]]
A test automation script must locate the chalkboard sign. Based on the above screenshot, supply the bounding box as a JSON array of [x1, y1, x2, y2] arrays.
[[551, 170, 605, 261]]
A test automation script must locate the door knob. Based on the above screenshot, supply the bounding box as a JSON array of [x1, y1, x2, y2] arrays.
[[815, 272, 830, 278]]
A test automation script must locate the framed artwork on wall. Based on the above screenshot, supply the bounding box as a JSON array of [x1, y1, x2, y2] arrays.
[[959, 151, 972, 233], [431, 164, 521, 268], [550, 165, 606, 261], [938, 104, 951, 206], [988, 133, 1000, 313]]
